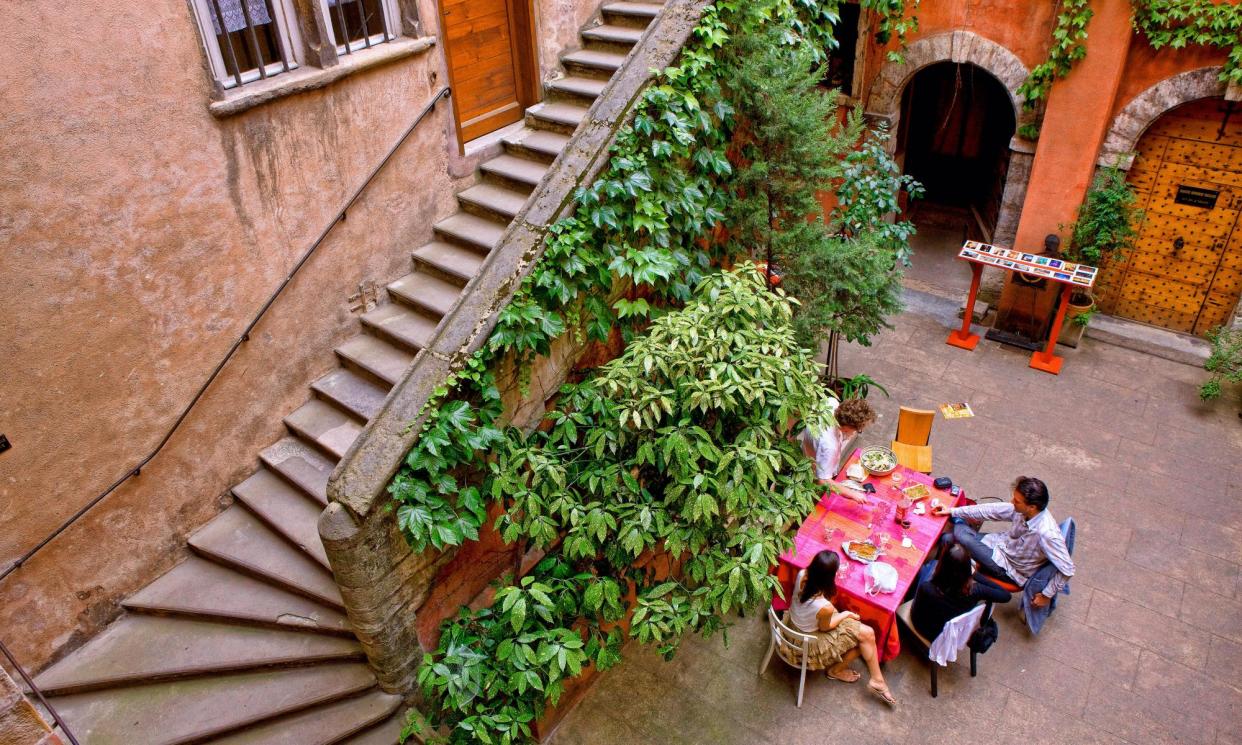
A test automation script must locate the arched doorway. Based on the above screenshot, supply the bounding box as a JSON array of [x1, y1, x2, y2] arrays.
[[1096, 97, 1242, 336], [896, 62, 1016, 293]]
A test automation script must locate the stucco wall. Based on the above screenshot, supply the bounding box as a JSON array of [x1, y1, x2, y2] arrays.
[[534, 0, 605, 80], [0, 0, 470, 669]]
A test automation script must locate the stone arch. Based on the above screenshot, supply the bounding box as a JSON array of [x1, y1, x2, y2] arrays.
[[864, 31, 1033, 247], [1099, 67, 1230, 169], [864, 30, 1032, 135]]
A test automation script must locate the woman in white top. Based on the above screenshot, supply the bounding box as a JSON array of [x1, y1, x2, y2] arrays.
[[790, 550, 897, 707], [799, 398, 877, 505]]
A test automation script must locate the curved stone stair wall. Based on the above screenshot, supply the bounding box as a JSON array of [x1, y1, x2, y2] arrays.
[[28, 4, 663, 744]]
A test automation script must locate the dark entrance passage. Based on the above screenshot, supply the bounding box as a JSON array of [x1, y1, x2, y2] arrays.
[[900, 62, 1015, 230], [897, 62, 1016, 295]]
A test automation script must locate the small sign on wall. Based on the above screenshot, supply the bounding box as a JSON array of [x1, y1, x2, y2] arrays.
[[1174, 185, 1220, 209]]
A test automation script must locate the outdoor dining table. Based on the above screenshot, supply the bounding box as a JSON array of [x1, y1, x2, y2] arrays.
[[773, 448, 970, 662]]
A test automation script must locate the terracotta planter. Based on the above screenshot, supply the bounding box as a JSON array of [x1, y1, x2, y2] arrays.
[[1059, 294, 1094, 349]]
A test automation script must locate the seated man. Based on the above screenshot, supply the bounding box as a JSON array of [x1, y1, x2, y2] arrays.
[[799, 398, 877, 505], [932, 476, 1073, 608]]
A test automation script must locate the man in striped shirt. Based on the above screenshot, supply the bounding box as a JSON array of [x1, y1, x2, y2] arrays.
[[932, 476, 1074, 607]]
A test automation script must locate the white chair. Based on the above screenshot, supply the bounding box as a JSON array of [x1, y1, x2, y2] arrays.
[[895, 599, 991, 697], [758, 606, 816, 707]]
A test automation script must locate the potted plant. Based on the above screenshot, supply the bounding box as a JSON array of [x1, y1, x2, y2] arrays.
[[1059, 164, 1142, 347]]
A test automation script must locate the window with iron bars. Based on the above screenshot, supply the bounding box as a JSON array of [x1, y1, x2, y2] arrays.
[[193, 0, 299, 88], [326, 0, 395, 55], [191, 0, 399, 90]]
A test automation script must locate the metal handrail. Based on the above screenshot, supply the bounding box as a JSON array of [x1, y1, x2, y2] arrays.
[[1, 638, 79, 745], [0, 86, 451, 585]]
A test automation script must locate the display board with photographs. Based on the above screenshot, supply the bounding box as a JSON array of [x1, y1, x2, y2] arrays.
[[957, 241, 1098, 288]]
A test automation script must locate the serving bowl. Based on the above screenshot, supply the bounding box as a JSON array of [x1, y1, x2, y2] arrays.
[[859, 445, 898, 476]]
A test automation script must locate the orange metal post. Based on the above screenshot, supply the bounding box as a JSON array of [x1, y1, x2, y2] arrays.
[[1030, 285, 1072, 374], [947, 262, 983, 350]]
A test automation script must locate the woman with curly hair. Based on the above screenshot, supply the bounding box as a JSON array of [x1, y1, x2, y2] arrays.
[[799, 397, 877, 504]]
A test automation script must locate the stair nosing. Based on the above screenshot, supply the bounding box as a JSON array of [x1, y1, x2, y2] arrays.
[[169, 679, 379, 745], [188, 537, 344, 611]]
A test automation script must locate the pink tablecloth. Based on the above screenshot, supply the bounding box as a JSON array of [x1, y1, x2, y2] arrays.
[[774, 449, 967, 661]]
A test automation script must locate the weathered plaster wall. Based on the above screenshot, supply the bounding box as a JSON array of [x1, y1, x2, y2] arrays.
[[534, 0, 605, 80], [0, 0, 465, 669], [1110, 33, 1230, 129]]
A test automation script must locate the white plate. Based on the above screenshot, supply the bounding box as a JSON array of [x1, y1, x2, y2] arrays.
[[842, 540, 883, 564]]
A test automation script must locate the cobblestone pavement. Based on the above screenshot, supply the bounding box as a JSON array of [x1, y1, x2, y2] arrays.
[[549, 296, 1242, 745]]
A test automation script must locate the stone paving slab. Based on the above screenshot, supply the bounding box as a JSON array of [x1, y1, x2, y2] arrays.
[[550, 299, 1242, 745]]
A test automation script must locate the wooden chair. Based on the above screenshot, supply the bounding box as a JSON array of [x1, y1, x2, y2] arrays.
[[891, 406, 935, 473], [895, 600, 993, 697], [758, 606, 816, 707]]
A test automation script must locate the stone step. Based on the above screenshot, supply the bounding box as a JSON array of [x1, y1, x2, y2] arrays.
[[501, 128, 571, 161], [334, 334, 413, 388], [259, 437, 336, 506], [412, 240, 488, 283], [311, 368, 388, 422], [547, 74, 609, 102], [581, 23, 643, 46], [601, 1, 662, 25], [526, 101, 589, 134], [340, 714, 404, 745], [360, 302, 439, 353], [209, 689, 402, 745], [124, 557, 351, 636], [46, 663, 376, 745], [386, 272, 463, 320], [480, 154, 549, 189], [34, 616, 362, 695], [433, 211, 506, 253], [561, 48, 628, 74], [232, 469, 330, 569], [285, 398, 363, 460], [189, 506, 342, 608], [457, 182, 529, 221]]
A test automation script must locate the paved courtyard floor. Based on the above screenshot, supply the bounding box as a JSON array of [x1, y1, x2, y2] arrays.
[[550, 293, 1242, 745]]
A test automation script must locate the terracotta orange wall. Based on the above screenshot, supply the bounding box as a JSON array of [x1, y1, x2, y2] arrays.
[[1110, 33, 1231, 124], [0, 0, 597, 671], [859, 0, 1057, 99]]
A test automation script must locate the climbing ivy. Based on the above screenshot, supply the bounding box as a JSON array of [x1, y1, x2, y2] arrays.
[[1017, 0, 1242, 139], [390, 1, 924, 741]]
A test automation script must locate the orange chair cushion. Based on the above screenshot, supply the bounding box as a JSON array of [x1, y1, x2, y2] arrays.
[[891, 440, 933, 474]]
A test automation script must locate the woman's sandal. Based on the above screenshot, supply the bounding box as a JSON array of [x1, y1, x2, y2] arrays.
[[867, 683, 898, 707], [826, 668, 860, 683]]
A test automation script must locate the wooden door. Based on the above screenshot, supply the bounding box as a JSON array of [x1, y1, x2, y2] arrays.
[[1096, 99, 1242, 335], [439, 0, 539, 145]]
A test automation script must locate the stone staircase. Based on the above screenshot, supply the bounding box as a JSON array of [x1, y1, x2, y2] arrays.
[[30, 4, 662, 743]]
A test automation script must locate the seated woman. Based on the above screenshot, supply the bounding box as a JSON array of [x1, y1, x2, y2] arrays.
[[789, 550, 897, 707], [911, 541, 1012, 642]]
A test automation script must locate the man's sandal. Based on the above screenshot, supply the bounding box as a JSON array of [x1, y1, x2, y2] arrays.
[[867, 683, 898, 707]]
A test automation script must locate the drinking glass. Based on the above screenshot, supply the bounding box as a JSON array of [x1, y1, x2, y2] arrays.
[[890, 471, 905, 488], [837, 561, 852, 582]]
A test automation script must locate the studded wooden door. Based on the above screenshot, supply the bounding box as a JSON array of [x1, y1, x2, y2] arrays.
[[1095, 98, 1242, 336]]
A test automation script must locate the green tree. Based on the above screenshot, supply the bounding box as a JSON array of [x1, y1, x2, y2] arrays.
[[724, 27, 862, 284], [412, 266, 835, 744], [725, 29, 919, 378]]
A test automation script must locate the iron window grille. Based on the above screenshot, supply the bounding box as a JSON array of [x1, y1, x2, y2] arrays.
[[326, 0, 394, 55], [192, 0, 299, 88]]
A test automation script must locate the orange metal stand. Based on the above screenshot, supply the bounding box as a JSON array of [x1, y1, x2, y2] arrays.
[[1029, 285, 1071, 374], [946, 263, 983, 350]]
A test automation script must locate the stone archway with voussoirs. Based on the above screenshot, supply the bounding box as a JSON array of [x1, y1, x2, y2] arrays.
[[1099, 66, 1238, 169], [864, 30, 1036, 248]]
